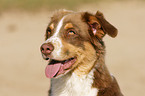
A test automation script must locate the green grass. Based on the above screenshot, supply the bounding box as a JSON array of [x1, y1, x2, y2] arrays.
[[0, 0, 100, 12]]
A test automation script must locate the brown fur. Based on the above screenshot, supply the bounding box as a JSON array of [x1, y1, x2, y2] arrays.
[[51, 9, 73, 23], [44, 10, 123, 96], [97, 77, 123, 96], [82, 11, 118, 39], [91, 49, 123, 96], [95, 11, 118, 38], [61, 40, 97, 76], [82, 11, 123, 96], [64, 23, 74, 29]]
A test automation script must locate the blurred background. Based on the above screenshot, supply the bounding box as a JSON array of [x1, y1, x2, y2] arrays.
[[0, 0, 145, 96]]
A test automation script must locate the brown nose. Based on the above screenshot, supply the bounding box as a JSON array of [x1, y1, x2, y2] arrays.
[[40, 43, 54, 56]]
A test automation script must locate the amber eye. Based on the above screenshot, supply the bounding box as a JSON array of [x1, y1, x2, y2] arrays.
[[46, 27, 52, 36], [68, 29, 76, 35]]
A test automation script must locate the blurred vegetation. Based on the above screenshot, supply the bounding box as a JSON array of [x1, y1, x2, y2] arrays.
[[0, 0, 102, 12], [0, 0, 143, 12]]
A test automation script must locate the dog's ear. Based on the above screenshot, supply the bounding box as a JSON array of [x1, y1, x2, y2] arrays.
[[95, 11, 118, 38], [82, 11, 118, 39]]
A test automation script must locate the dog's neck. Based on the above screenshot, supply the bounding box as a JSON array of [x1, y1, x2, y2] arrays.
[[49, 53, 107, 96], [49, 52, 122, 96], [50, 69, 98, 96]]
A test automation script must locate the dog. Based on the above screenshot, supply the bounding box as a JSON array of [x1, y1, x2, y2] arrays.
[[40, 9, 123, 96]]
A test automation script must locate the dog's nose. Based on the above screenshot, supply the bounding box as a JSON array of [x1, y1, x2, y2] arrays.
[[40, 43, 54, 55]]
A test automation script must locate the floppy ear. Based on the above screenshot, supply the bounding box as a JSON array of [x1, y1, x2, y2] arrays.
[[82, 11, 118, 39], [95, 11, 118, 38]]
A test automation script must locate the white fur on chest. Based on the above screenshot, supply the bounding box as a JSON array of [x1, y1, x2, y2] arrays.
[[50, 69, 98, 96]]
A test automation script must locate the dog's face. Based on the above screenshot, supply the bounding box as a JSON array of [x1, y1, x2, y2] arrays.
[[40, 10, 118, 78]]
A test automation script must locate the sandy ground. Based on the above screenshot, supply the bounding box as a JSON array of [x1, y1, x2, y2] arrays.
[[0, 1, 145, 96]]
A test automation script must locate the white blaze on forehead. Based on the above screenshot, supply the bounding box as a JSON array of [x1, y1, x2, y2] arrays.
[[45, 16, 67, 58], [55, 16, 66, 37]]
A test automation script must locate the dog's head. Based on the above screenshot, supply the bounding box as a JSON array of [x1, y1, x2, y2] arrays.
[[40, 10, 118, 78]]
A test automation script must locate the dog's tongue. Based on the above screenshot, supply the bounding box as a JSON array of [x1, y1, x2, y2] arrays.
[[45, 63, 61, 78]]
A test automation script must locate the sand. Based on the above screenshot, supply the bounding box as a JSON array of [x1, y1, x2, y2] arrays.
[[0, 1, 145, 96]]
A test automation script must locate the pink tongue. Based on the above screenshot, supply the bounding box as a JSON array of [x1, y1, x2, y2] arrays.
[[45, 63, 61, 78]]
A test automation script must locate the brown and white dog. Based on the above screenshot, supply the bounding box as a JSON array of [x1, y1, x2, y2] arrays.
[[40, 9, 123, 96]]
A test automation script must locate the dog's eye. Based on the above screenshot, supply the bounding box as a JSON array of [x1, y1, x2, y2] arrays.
[[68, 29, 76, 35], [46, 27, 52, 36]]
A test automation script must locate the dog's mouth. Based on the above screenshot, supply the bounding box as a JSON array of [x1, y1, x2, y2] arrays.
[[45, 57, 76, 78]]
